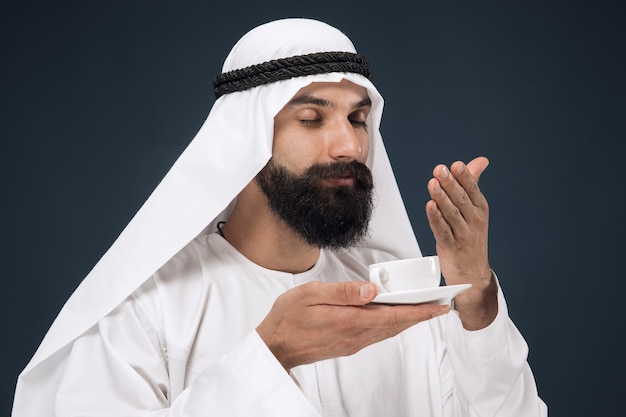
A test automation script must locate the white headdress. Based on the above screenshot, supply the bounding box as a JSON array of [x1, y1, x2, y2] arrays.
[[15, 18, 421, 406]]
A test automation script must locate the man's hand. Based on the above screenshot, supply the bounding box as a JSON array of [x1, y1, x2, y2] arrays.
[[256, 281, 450, 371], [425, 156, 498, 330]]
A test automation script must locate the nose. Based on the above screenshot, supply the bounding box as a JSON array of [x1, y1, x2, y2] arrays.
[[327, 119, 366, 161]]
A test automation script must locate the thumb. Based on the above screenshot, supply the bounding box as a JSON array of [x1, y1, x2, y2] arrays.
[[358, 282, 378, 303], [466, 156, 490, 181], [320, 281, 378, 306]]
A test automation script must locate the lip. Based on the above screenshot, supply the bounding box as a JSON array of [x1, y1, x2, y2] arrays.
[[322, 175, 354, 186]]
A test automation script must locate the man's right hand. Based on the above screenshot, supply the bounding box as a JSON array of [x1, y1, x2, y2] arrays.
[[256, 281, 450, 371]]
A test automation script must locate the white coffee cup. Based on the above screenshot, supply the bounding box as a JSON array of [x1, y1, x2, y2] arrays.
[[369, 256, 441, 293]]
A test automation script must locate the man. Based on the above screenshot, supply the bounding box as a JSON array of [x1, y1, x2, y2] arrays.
[[12, 18, 547, 416]]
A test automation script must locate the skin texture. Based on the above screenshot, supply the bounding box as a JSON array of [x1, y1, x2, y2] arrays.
[[221, 80, 496, 370]]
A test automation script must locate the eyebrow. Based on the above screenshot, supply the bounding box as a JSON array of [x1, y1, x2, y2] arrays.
[[286, 94, 372, 110]]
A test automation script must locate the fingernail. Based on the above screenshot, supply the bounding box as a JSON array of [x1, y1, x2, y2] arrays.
[[432, 306, 450, 318], [360, 283, 374, 299], [440, 166, 449, 179]]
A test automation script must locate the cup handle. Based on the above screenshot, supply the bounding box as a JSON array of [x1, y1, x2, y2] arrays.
[[369, 266, 390, 293]]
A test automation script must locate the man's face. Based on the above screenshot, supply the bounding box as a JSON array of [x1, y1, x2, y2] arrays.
[[255, 80, 375, 249], [271, 79, 371, 174]]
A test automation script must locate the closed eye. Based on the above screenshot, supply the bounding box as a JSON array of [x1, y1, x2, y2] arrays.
[[349, 109, 368, 129], [300, 119, 322, 125], [350, 119, 367, 128]]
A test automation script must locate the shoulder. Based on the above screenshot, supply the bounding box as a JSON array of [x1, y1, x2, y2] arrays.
[[130, 234, 218, 318], [152, 235, 211, 280], [127, 235, 226, 347]]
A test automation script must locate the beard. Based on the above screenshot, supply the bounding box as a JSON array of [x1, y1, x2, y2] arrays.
[[255, 159, 374, 250]]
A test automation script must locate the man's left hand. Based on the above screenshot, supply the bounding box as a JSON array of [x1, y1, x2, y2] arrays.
[[425, 156, 498, 330]]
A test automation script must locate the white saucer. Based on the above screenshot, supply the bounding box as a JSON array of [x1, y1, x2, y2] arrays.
[[370, 284, 472, 305]]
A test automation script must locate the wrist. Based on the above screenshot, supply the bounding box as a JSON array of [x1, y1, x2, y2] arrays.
[[256, 323, 297, 371], [452, 270, 498, 330]]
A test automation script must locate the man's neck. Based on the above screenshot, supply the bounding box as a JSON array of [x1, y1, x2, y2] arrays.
[[220, 183, 320, 274]]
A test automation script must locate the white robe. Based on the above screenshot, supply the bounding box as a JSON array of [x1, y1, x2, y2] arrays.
[[50, 233, 547, 417]]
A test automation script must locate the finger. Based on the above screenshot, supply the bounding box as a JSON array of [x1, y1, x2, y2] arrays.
[[427, 175, 469, 236], [465, 156, 489, 181], [359, 303, 451, 329], [433, 163, 476, 210], [425, 198, 455, 245], [450, 160, 488, 209], [300, 281, 378, 306]]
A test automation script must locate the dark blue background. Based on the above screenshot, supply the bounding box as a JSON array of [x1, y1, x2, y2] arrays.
[[2, 1, 624, 415]]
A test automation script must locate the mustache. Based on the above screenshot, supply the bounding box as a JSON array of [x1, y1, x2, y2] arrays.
[[302, 160, 374, 190]]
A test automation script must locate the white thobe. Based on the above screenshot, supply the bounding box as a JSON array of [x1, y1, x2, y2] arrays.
[[38, 233, 546, 416]]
